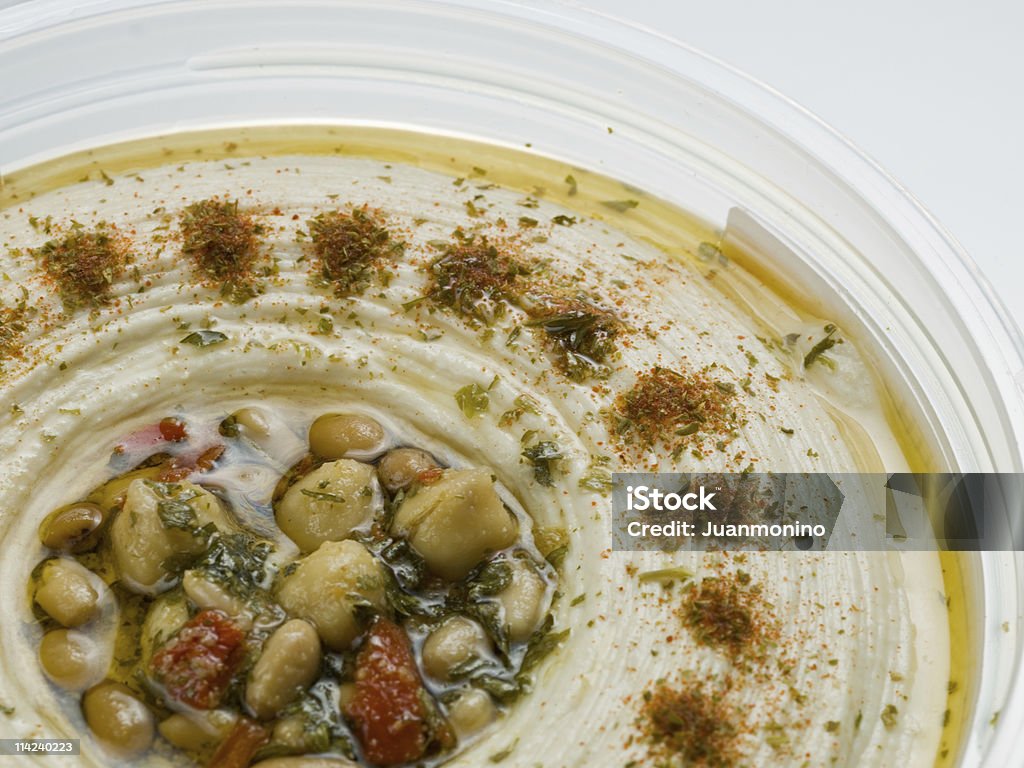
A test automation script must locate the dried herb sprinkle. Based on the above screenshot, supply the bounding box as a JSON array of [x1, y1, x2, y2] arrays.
[[32, 227, 129, 311], [180, 199, 262, 300], [307, 205, 403, 295]]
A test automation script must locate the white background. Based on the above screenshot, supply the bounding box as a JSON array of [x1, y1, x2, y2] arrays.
[[574, 0, 1024, 333], [1, 0, 1021, 332]]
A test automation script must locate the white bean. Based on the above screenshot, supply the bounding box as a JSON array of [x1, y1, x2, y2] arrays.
[[446, 688, 496, 738], [421, 617, 488, 681], [246, 619, 322, 719], [276, 460, 379, 552], [183, 570, 250, 628], [496, 559, 547, 643], [158, 710, 236, 754], [34, 558, 100, 627], [391, 468, 518, 580], [140, 593, 189, 666], [276, 540, 385, 650]]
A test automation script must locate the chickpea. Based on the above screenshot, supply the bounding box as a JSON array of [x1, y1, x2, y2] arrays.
[[34, 558, 100, 628], [246, 619, 322, 719], [82, 682, 155, 758], [276, 460, 378, 552], [110, 479, 228, 594], [391, 468, 518, 580], [308, 413, 385, 460], [376, 448, 439, 493], [276, 540, 386, 651], [496, 559, 547, 643], [38, 502, 105, 553], [38, 629, 102, 690], [446, 688, 496, 737], [421, 617, 488, 681]]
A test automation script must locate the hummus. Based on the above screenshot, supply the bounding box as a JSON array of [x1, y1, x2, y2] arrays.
[[0, 144, 953, 767]]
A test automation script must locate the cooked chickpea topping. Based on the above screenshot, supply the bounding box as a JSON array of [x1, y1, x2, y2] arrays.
[[275, 459, 378, 552], [391, 468, 518, 580], [28, 406, 560, 767], [276, 539, 387, 650]]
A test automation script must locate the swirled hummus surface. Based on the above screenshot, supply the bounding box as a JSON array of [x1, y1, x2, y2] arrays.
[[0, 147, 955, 767]]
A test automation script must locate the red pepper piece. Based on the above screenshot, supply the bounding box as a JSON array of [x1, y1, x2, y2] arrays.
[[343, 617, 431, 766], [150, 609, 246, 710]]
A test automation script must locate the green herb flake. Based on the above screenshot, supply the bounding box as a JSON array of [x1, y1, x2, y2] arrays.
[[697, 241, 725, 263], [824, 720, 841, 733], [638, 567, 694, 584], [300, 488, 347, 504], [471, 560, 513, 597], [564, 174, 578, 196], [601, 199, 639, 213], [519, 615, 570, 676], [455, 383, 490, 418], [881, 704, 899, 729], [489, 738, 519, 763], [804, 323, 841, 369], [578, 454, 613, 493], [522, 440, 564, 486], [499, 392, 542, 427], [525, 299, 620, 380], [180, 330, 228, 347], [764, 722, 789, 751]]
